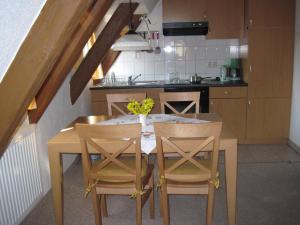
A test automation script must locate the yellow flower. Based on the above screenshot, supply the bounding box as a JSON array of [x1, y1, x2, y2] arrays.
[[127, 98, 154, 115]]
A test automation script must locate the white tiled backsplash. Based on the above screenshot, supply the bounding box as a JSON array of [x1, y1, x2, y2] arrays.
[[107, 35, 240, 82]]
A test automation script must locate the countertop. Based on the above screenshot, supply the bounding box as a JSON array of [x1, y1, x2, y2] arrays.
[[90, 79, 248, 90]]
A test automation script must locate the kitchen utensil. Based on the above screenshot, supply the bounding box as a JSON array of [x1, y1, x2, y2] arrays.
[[154, 32, 161, 54], [220, 66, 230, 82], [190, 74, 211, 84]]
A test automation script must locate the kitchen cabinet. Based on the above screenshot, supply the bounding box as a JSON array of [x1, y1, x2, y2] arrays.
[[246, 98, 291, 143], [206, 0, 244, 39], [91, 88, 163, 115], [209, 87, 247, 142], [243, 0, 295, 143], [247, 28, 294, 98], [247, 0, 295, 29], [163, 0, 207, 23]]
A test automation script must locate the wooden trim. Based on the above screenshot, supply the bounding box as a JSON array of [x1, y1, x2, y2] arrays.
[[69, 3, 139, 104], [0, 0, 93, 157], [28, 0, 113, 124]]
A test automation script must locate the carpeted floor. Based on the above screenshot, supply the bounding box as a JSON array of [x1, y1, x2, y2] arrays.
[[21, 144, 300, 225]]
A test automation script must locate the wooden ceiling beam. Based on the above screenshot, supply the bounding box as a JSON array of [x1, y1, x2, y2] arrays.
[[101, 14, 142, 76], [0, 0, 93, 157], [28, 0, 113, 124], [70, 3, 139, 104]]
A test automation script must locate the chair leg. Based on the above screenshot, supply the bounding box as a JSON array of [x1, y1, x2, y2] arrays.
[[101, 194, 108, 217], [206, 184, 215, 225], [161, 186, 170, 225], [149, 174, 155, 219], [136, 194, 142, 225], [92, 189, 102, 225], [159, 190, 164, 217]]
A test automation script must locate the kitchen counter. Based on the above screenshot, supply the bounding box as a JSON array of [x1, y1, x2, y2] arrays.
[[90, 79, 248, 90]]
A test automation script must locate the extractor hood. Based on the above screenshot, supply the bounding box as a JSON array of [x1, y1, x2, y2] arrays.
[[163, 21, 209, 36], [111, 30, 151, 51]]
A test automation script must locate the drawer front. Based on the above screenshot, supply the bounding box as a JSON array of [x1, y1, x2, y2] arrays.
[[209, 87, 247, 99], [91, 88, 164, 102]]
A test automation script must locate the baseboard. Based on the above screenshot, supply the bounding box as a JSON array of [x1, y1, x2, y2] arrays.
[[288, 140, 300, 154]]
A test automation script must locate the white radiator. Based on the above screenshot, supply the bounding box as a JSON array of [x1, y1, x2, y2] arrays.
[[0, 125, 43, 225]]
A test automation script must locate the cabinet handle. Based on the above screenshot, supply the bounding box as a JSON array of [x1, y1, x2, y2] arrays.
[[249, 19, 253, 26], [210, 101, 214, 105], [249, 65, 252, 72], [224, 91, 232, 95], [248, 100, 251, 105]]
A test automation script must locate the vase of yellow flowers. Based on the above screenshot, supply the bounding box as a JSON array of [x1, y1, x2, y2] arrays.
[[127, 98, 154, 126]]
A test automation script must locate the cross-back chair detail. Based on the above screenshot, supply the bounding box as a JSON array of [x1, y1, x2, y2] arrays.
[[76, 123, 154, 225], [154, 122, 222, 225], [106, 93, 146, 116], [159, 92, 200, 114]]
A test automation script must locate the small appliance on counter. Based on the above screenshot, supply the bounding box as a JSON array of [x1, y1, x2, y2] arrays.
[[220, 58, 242, 82]]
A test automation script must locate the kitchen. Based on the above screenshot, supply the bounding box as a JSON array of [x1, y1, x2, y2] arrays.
[[0, 1, 300, 225]]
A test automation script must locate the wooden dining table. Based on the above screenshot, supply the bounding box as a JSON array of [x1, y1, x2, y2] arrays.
[[48, 113, 237, 225]]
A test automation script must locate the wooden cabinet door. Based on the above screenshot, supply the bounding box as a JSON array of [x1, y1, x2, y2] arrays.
[[247, 0, 295, 29], [246, 98, 291, 140], [209, 98, 247, 141], [248, 27, 294, 98], [207, 0, 244, 39], [163, 0, 207, 23]]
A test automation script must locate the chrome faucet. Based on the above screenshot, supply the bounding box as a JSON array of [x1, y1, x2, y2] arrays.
[[128, 74, 142, 85]]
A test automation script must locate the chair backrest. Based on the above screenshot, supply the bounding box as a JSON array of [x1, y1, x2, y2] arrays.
[[159, 92, 200, 114], [106, 93, 146, 116], [154, 122, 222, 182], [76, 123, 143, 184]]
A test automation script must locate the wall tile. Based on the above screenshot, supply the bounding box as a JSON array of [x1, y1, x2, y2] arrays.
[[174, 36, 186, 46], [196, 47, 207, 60], [186, 60, 196, 74], [144, 52, 155, 61], [175, 46, 185, 60], [144, 61, 155, 75], [175, 60, 186, 75], [164, 46, 175, 60], [165, 60, 176, 73], [154, 50, 165, 61], [185, 36, 198, 46], [155, 61, 165, 75], [134, 62, 144, 75], [164, 36, 175, 46], [185, 47, 196, 61]]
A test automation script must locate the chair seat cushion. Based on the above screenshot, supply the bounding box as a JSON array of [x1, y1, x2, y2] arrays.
[[90, 157, 148, 183], [164, 158, 212, 182]]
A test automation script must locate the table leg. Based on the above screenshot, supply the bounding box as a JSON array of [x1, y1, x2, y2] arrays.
[[49, 149, 63, 225], [224, 143, 237, 225]]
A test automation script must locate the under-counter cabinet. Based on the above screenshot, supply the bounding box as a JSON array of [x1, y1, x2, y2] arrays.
[[206, 0, 244, 39], [91, 88, 163, 115], [209, 87, 247, 142], [246, 98, 291, 143]]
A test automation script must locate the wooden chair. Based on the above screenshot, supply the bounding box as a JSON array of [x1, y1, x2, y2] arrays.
[[106, 93, 146, 116], [154, 122, 222, 225], [159, 92, 200, 114], [76, 123, 155, 225]]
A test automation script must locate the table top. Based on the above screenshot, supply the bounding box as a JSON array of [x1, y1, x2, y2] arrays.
[[48, 113, 237, 154]]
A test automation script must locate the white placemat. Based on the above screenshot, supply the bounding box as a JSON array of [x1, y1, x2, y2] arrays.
[[97, 114, 209, 154]]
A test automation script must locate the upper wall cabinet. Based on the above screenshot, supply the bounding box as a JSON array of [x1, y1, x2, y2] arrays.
[[206, 0, 244, 39], [163, 0, 207, 23], [247, 0, 295, 29]]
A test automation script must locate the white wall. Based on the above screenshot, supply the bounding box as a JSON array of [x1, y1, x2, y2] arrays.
[[0, 0, 46, 82], [0, 0, 92, 193], [36, 74, 91, 193], [290, 0, 300, 147]]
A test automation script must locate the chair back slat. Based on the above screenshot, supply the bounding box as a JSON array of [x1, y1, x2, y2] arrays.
[[154, 122, 222, 182], [76, 123, 142, 182], [106, 93, 146, 116], [160, 92, 200, 114]]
